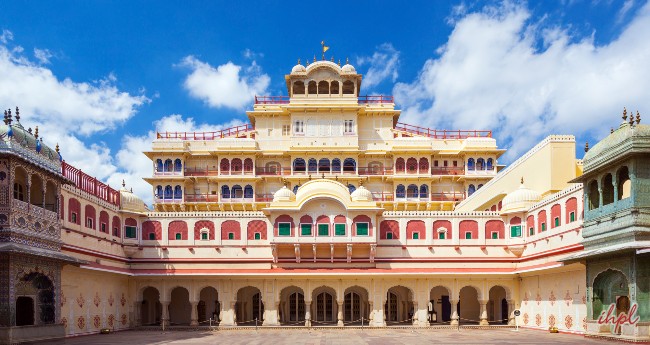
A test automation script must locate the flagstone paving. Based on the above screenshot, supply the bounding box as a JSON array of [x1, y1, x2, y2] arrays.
[[32, 328, 615, 345]]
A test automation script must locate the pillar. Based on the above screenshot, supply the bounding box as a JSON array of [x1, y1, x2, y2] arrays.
[[507, 300, 515, 326], [133, 301, 141, 327], [219, 301, 236, 326], [161, 301, 170, 327], [479, 300, 489, 326], [190, 301, 199, 326], [337, 301, 344, 326], [275, 301, 281, 325], [305, 300, 312, 327], [368, 301, 374, 325], [450, 300, 459, 326]]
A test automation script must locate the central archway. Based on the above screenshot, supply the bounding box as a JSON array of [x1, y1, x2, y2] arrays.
[[312, 286, 337, 324], [279, 286, 305, 325], [385, 286, 414, 325], [344, 286, 369, 325], [236, 286, 264, 325]]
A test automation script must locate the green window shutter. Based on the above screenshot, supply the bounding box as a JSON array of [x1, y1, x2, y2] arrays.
[[355, 223, 368, 236], [254, 233, 261, 240], [465, 232, 472, 239], [541, 223, 546, 231], [491, 232, 498, 239], [301, 224, 312, 236], [529, 227, 534, 236], [554, 218, 560, 227], [228, 232, 234, 240], [386, 232, 393, 239], [318, 224, 329, 236], [201, 232, 208, 240], [570, 212, 575, 222], [279, 223, 291, 236], [439, 232, 445, 239], [125, 226, 136, 238], [413, 232, 419, 240], [148, 233, 155, 240], [335, 223, 346, 236], [175, 233, 181, 240], [511, 225, 522, 238]]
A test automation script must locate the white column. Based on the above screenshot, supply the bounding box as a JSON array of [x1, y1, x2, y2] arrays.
[[337, 301, 344, 326], [507, 300, 515, 326], [479, 300, 489, 326], [305, 300, 312, 327], [161, 301, 170, 327], [190, 301, 199, 326], [450, 300, 459, 326]]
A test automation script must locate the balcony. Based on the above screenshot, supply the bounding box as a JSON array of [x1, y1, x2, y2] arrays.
[[255, 167, 292, 176], [156, 124, 254, 140], [394, 122, 492, 139], [358, 95, 394, 104], [431, 167, 465, 176], [466, 167, 496, 175], [358, 167, 394, 176]]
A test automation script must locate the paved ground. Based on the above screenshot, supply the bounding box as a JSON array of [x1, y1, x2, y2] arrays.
[[32, 328, 616, 345]]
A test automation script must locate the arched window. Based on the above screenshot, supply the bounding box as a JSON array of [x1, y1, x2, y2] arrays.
[[486, 158, 494, 170], [602, 174, 614, 205], [476, 158, 485, 170], [174, 186, 182, 199], [330, 81, 339, 94], [406, 158, 418, 172], [407, 184, 418, 198], [477, 184, 483, 190], [232, 185, 243, 198], [266, 161, 281, 174], [174, 159, 182, 172], [318, 158, 330, 172], [348, 184, 356, 194], [292, 81, 305, 95], [332, 158, 341, 172], [308, 158, 317, 172], [231, 158, 242, 172], [293, 158, 306, 172], [395, 158, 405, 173], [293, 185, 300, 194], [318, 80, 329, 94], [467, 158, 475, 171], [155, 185, 163, 199], [396, 184, 406, 198], [221, 185, 230, 199], [244, 158, 253, 173], [419, 184, 429, 199], [468, 184, 476, 196], [419, 158, 429, 173], [342, 80, 354, 94], [220, 158, 230, 173], [343, 158, 356, 172], [308, 81, 317, 94], [164, 185, 173, 199], [156, 159, 163, 172], [588, 180, 599, 210], [164, 159, 173, 172], [618, 166, 631, 200], [244, 185, 254, 199]]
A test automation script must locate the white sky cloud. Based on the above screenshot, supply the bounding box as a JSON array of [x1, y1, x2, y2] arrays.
[[394, 2, 650, 162], [33, 48, 53, 64], [180, 56, 270, 110], [357, 43, 400, 89], [0, 29, 13, 44]]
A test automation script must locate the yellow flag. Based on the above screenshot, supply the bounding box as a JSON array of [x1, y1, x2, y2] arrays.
[[323, 45, 330, 53]]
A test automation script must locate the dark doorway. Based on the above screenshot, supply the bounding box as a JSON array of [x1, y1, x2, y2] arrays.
[[441, 296, 451, 322], [16, 296, 35, 326], [501, 298, 508, 324]]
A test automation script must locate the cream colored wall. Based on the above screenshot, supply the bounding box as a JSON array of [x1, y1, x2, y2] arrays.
[[60, 265, 132, 336], [518, 264, 587, 333]]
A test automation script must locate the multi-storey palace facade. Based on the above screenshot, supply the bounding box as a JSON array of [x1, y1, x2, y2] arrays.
[[1, 58, 648, 343]]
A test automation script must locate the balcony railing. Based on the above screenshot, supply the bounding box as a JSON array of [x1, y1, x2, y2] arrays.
[[358, 95, 394, 104], [61, 161, 121, 207], [255, 167, 292, 176], [358, 167, 394, 175], [394, 122, 492, 139], [431, 167, 465, 175], [184, 194, 220, 203], [254, 96, 290, 104], [184, 167, 219, 176], [157, 124, 254, 140], [431, 192, 465, 202]]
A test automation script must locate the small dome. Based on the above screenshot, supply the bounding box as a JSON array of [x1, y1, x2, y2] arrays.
[[341, 63, 356, 74], [584, 121, 650, 165], [500, 182, 541, 215], [291, 63, 306, 74], [273, 185, 296, 202], [350, 185, 373, 202], [120, 186, 148, 213]]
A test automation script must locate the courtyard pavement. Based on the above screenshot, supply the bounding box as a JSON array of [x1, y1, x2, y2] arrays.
[[31, 328, 618, 345]]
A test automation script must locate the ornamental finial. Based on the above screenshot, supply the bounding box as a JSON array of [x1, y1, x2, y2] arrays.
[[629, 111, 635, 126], [282, 178, 288, 187], [636, 111, 641, 124], [297, 58, 300, 65], [585, 141, 589, 153], [338, 59, 341, 66], [122, 179, 125, 188], [15, 106, 19, 122], [611, 128, 614, 134], [359, 178, 364, 186], [346, 57, 349, 64], [34, 126, 39, 139], [330, 56, 334, 62], [27, 127, 32, 134], [623, 107, 628, 121], [520, 177, 524, 184], [313, 55, 316, 63], [55, 143, 60, 153], [3, 110, 7, 125]]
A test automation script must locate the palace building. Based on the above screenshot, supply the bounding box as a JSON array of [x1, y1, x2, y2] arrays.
[[0, 57, 648, 343]]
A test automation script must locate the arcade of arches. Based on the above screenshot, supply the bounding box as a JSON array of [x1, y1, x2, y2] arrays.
[[134, 280, 515, 327]]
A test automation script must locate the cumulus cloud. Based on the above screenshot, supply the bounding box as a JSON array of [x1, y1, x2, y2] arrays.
[[107, 115, 245, 205], [180, 56, 270, 110], [394, 1, 650, 162], [357, 43, 400, 89]]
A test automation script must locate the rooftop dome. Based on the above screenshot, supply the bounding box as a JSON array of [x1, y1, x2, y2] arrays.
[[120, 182, 148, 213], [273, 185, 296, 202], [2, 108, 61, 164], [291, 60, 306, 74], [341, 62, 356, 74], [583, 114, 650, 165], [350, 185, 373, 202], [500, 180, 542, 215]]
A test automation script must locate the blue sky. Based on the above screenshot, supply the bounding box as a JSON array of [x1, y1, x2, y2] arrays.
[[1, 0, 649, 204]]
